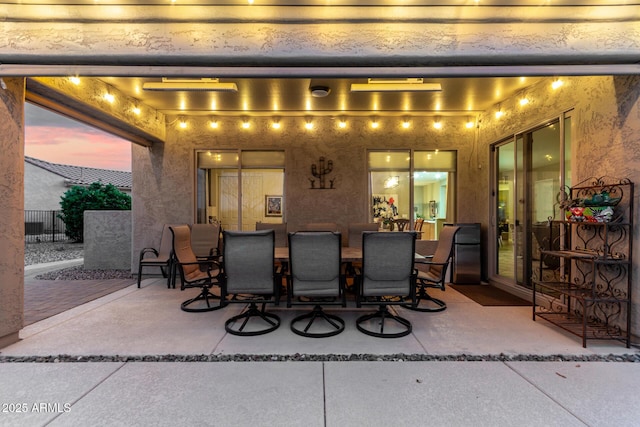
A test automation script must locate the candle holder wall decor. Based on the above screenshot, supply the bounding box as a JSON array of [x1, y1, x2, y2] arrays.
[[310, 156, 335, 189]]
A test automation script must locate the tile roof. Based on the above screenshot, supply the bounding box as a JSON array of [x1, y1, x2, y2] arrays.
[[25, 156, 132, 190]]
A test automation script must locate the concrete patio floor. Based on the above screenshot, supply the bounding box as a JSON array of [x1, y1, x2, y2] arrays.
[[1, 276, 639, 426]]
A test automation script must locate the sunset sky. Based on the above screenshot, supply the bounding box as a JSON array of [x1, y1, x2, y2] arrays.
[[24, 103, 132, 172]]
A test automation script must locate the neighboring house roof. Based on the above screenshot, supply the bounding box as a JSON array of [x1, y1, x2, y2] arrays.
[[25, 156, 132, 191]]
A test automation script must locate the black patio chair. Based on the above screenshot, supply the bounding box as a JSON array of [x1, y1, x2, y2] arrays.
[[287, 231, 346, 338], [221, 230, 282, 336], [354, 231, 417, 338]]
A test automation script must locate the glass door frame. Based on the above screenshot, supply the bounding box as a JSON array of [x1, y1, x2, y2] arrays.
[[489, 111, 573, 293]]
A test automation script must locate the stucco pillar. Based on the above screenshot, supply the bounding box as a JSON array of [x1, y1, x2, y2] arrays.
[[0, 78, 25, 348]]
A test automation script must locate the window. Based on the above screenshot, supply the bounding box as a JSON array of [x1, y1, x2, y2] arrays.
[[196, 150, 285, 230], [368, 150, 456, 239]]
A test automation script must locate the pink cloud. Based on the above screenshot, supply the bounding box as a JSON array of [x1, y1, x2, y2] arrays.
[[25, 126, 131, 171]]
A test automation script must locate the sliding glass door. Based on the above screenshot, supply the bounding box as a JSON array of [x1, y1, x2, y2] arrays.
[[492, 113, 571, 289]]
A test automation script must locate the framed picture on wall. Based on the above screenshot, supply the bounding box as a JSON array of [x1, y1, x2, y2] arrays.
[[265, 195, 283, 217]]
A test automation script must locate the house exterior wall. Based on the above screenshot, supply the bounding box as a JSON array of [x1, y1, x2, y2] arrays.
[[132, 115, 479, 267], [477, 75, 640, 338], [24, 162, 68, 211], [0, 78, 25, 348]]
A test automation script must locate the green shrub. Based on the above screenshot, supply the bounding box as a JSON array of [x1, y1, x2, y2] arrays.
[[58, 182, 131, 242]]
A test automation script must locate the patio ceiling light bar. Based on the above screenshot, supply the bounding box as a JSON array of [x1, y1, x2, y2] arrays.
[[350, 78, 442, 92], [142, 77, 238, 92]]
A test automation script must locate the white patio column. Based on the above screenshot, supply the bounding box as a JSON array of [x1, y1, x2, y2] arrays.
[[0, 77, 25, 348]]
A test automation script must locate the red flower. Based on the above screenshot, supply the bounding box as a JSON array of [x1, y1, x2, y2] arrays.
[[388, 197, 395, 204]]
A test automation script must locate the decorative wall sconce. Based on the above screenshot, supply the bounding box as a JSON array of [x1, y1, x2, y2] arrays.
[[310, 156, 335, 189]]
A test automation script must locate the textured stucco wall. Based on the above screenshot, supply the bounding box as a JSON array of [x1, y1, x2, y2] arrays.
[[132, 115, 478, 268], [24, 162, 68, 211], [0, 78, 25, 348], [477, 75, 640, 338], [1, 5, 639, 67], [84, 210, 132, 270]]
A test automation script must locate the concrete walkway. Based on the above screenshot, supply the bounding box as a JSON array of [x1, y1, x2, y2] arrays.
[[1, 273, 639, 426]]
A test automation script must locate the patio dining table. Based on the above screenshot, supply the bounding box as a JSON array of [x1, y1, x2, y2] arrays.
[[274, 247, 424, 262]]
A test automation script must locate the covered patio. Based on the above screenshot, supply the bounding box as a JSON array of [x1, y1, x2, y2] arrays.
[[1, 276, 639, 426]]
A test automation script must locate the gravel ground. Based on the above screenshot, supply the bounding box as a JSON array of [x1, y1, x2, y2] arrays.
[[25, 241, 133, 280]]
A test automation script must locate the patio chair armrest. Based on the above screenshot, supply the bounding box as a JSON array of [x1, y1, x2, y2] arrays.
[[139, 247, 159, 261], [415, 260, 449, 268], [414, 255, 434, 264]]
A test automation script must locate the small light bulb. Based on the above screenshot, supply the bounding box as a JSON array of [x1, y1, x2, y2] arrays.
[[69, 76, 81, 85], [242, 121, 250, 129], [552, 79, 564, 90], [179, 120, 187, 129], [338, 120, 347, 129], [495, 110, 504, 119], [210, 121, 218, 129], [305, 122, 314, 130], [371, 121, 379, 129], [402, 121, 410, 129], [132, 106, 141, 115], [103, 93, 115, 103], [272, 122, 281, 129], [465, 121, 474, 128], [433, 121, 442, 129], [519, 97, 529, 106]]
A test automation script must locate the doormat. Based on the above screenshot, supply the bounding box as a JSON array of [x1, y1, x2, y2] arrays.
[[450, 284, 530, 307]]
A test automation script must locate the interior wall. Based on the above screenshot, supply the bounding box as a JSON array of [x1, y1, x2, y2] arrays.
[[476, 75, 640, 338], [132, 115, 477, 265]]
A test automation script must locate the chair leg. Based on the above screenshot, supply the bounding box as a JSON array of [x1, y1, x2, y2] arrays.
[[290, 305, 345, 338], [356, 305, 412, 338], [137, 264, 143, 288], [225, 302, 280, 336], [403, 285, 447, 312], [181, 286, 224, 312]]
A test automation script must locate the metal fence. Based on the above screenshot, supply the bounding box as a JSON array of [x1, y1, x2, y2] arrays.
[[24, 210, 69, 243]]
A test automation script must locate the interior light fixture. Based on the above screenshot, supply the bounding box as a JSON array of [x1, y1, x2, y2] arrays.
[[402, 118, 411, 129], [338, 119, 347, 129], [103, 92, 115, 103], [433, 117, 442, 129], [305, 120, 314, 130], [384, 176, 400, 189], [351, 78, 442, 92], [242, 119, 250, 129], [495, 108, 504, 119], [178, 118, 187, 129], [551, 79, 564, 90], [209, 119, 218, 129], [371, 119, 379, 129], [143, 77, 238, 92], [272, 118, 281, 129], [69, 76, 81, 85], [132, 105, 141, 115]]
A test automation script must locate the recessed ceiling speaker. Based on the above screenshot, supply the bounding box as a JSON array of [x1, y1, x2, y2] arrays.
[[310, 86, 331, 97]]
